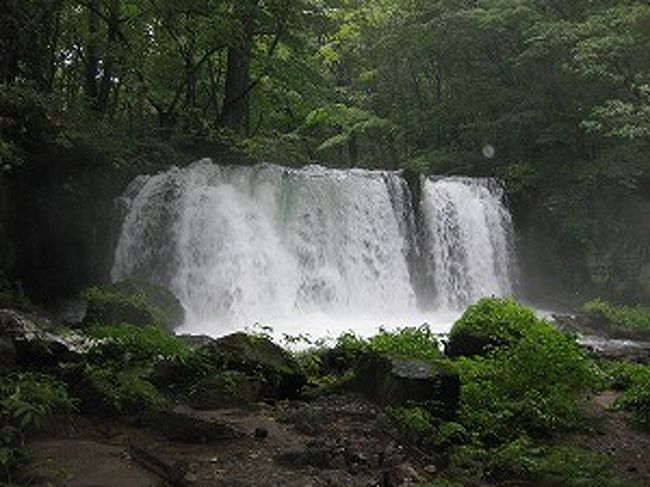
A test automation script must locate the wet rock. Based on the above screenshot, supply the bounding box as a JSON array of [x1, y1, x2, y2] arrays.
[[446, 328, 494, 358], [200, 332, 307, 399], [143, 406, 246, 443], [149, 358, 193, 389], [188, 371, 261, 410], [80, 279, 184, 330], [0, 309, 91, 369], [353, 352, 459, 418]]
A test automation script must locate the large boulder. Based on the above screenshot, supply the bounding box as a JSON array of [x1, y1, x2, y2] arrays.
[[200, 332, 307, 399], [0, 309, 91, 369], [80, 280, 184, 330], [352, 352, 460, 419]]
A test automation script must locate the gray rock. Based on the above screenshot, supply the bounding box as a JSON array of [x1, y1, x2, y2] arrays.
[[352, 352, 459, 418], [0, 309, 93, 368]]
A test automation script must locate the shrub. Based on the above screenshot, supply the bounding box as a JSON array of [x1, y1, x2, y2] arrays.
[[86, 366, 167, 414], [368, 325, 443, 362], [447, 297, 540, 356], [87, 323, 192, 366], [611, 362, 650, 428], [582, 299, 650, 334], [388, 406, 436, 444], [454, 302, 600, 444], [0, 373, 76, 482], [487, 438, 632, 487], [331, 325, 442, 366]]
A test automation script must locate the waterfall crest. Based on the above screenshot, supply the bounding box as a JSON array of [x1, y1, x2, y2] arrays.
[[112, 159, 515, 336]]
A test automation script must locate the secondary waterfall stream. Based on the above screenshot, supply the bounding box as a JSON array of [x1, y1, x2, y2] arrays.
[[112, 159, 515, 339]]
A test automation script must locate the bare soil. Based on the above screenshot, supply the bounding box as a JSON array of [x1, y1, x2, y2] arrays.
[[29, 394, 430, 487]]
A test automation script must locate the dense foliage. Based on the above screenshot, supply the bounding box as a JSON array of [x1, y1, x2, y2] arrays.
[[0, 374, 76, 483], [385, 299, 615, 486], [0, 0, 649, 302]]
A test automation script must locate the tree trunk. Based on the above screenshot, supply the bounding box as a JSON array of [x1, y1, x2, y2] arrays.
[[84, 0, 100, 104], [219, 10, 255, 135], [96, 0, 120, 112]]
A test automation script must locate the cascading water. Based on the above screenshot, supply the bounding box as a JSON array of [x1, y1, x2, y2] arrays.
[[419, 177, 514, 310], [112, 158, 515, 338]]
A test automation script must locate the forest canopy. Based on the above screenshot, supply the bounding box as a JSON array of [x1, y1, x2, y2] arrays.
[[1, 0, 649, 302]]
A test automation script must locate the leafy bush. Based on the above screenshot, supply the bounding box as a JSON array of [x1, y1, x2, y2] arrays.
[[387, 406, 436, 444], [448, 297, 540, 356], [487, 438, 632, 487], [582, 299, 650, 334], [87, 323, 192, 366], [450, 300, 600, 444], [0, 373, 75, 482], [610, 362, 650, 428], [331, 325, 442, 366], [368, 325, 443, 361], [86, 366, 167, 414], [456, 323, 599, 444]]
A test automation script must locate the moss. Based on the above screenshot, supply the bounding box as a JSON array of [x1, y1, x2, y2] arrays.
[[202, 332, 306, 399], [447, 297, 545, 357], [80, 279, 184, 330], [582, 299, 650, 338]]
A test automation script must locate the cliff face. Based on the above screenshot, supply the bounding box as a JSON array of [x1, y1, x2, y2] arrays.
[[517, 191, 650, 308], [0, 173, 16, 280], [584, 199, 650, 303]]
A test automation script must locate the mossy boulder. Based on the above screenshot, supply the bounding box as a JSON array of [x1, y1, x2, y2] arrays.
[[80, 280, 184, 330], [447, 298, 540, 358], [200, 332, 307, 399], [352, 351, 460, 419], [188, 371, 261, 410]]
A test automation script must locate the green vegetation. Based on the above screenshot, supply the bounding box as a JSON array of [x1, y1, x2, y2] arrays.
[[448, 297, 540, 356], [608, 361, 650, 428], [381, 298, 619, 486], [0, 374, 76, 483], [81, 280, 184, 329], [582, 299, 650, 335], [85, 366, 167, 414], [87, 323, 192, 365], [336, 324, 443, 363], [1, 0, 649, 302]]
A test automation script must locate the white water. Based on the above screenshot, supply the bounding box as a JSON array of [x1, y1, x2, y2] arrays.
[[112, 159, 514, 340], [420, 177, 514, 310]]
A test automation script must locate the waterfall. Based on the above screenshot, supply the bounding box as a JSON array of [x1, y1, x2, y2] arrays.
[[420, 177, 514, 310], [112, 159, 515, 337]]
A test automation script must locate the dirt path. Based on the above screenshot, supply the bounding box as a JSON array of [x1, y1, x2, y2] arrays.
[[29, 394, 429, 487], [576, 391, 650, 486]]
